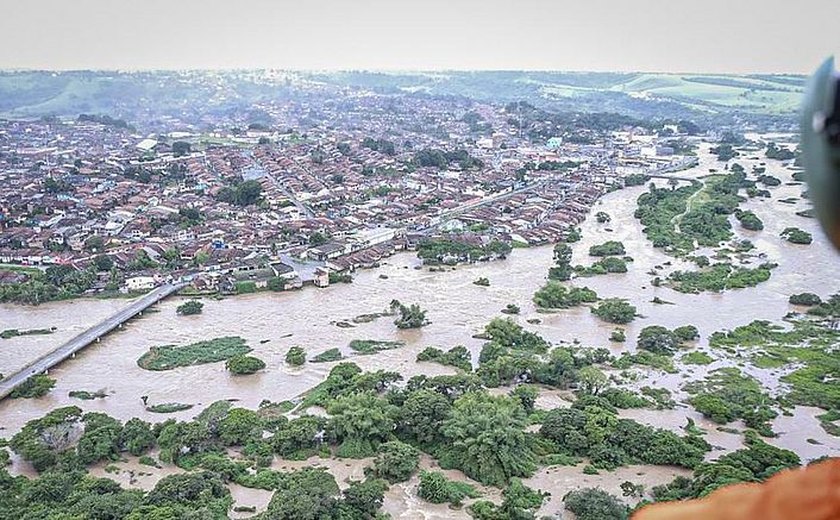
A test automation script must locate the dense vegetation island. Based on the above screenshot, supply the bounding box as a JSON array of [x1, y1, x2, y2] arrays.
[[137, 336, 252, 371]]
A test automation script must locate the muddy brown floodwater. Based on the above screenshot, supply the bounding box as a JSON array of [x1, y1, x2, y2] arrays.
[[1, 136, 838, 515]]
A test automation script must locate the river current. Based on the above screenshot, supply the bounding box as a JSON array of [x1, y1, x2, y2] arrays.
[[1, 137, 838, 517]]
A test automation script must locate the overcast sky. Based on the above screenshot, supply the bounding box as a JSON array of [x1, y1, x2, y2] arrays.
[[1, 0, 838, 73]]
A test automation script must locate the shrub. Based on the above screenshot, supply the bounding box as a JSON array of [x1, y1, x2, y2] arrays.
[[329, 271, 353, 284], [370, 441, 420, 483], [10, 375, 55, 399], [312, 348, 343, 363], [780, 227, 812, 244], [735, 210, 764, 231], [393, 302, 428, 329], [533, 281, 598, 309], [589, 241, 626, 257], [674, 325, 700, 342], [789, 293, 822, 306], [226, 355, 266, 375], [591, 298, 636, 324], [563, 488, 630, 520], [68, 390, 108, 400], [139, 455, 160, 467], [349, 339, 404, 354], [176, 300, 204, 315], [637, 326, 680, 355], [285, 346, 306, 366], [418, 470, 481, 506], [235, 281, 258, 294], [416, 345, 472, 371], [682, 351, 714, 365], [146, 402, 193, 413]]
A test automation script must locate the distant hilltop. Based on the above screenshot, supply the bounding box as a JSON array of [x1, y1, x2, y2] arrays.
[[0, 70, 804, 124]]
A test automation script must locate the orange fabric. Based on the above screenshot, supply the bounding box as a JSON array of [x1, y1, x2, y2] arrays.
[[633, 459, 840, 520]]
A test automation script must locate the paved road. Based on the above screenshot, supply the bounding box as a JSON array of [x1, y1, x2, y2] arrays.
[[265, 170, 316, 218], [0, 282, 186, 400]]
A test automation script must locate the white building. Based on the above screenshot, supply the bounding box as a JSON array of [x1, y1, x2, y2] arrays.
[[125, 276, 156, 292]]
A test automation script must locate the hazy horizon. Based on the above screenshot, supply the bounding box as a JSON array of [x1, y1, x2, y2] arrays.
[[0, 67, 817, 75], [1, 0, 838, 74]]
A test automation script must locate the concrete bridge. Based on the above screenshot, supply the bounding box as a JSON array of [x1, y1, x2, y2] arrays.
[[0, 282, 187, 400]]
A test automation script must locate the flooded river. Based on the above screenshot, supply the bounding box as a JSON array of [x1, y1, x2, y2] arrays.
[[1, 139, 839, 514]]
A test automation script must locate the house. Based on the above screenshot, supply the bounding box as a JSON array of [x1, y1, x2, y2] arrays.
[[269, 261, 298, 280], [136, 139, 158, 152], [125, 275, 156, 292], [307, 242, 348, 261], [314, 267, 330, 288]]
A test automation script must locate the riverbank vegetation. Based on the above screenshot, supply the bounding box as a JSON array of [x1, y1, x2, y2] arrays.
[[418, 470, 481, 505], [0, 264, 101, 304], [564, 487, 630, 520], [417, 237, 512, 265], [328, 271, 353, 284], [682, 351, 714, 365], [613, 350, 677, 374], [137, 336, 252, 371], [624, 173, 651, 186], [634, 182, 702, 253], [540, 400, 709, 470]]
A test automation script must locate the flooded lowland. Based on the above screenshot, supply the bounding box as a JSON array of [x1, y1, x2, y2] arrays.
[[1, 136, 839, 515]]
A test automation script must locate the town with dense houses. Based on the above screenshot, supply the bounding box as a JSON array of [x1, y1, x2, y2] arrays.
[[0, 85, 695, 303]]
